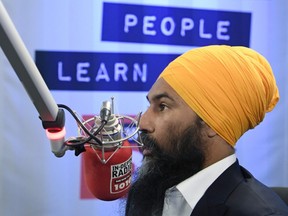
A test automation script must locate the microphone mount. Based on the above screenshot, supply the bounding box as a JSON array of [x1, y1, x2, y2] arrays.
[[61, 98, 143, 160]]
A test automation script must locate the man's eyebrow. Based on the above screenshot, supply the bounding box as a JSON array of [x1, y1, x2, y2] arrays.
[[146, 93, 174, 103]]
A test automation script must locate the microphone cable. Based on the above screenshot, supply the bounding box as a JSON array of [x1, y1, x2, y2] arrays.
[[57, 104, 105, 151]]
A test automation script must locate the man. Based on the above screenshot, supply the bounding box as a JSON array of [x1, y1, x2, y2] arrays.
[[125, 45, 288, 216]]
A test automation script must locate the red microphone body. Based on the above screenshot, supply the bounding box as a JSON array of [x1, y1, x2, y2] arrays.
[[83, 140, 132, 201]]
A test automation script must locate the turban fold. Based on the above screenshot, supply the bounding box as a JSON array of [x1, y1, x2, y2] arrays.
[[159, 45, 279, 146]]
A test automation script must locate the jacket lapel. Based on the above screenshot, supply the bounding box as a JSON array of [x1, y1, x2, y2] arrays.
[[190, 196, 228, 216], [191, 161, 245, 216]]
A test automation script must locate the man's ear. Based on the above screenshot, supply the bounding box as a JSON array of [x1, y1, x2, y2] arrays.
[[200, 120, 217, 138]]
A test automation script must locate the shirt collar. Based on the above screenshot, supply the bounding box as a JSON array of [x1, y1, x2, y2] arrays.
[[176, 154, 237, 210]]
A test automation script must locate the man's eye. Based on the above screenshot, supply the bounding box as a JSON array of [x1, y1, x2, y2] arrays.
[[159, 103, 167, 111]]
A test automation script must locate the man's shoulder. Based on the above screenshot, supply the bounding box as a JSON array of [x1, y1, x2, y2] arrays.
[[223, 165, 288, 215], [192, 162, 288, 216]]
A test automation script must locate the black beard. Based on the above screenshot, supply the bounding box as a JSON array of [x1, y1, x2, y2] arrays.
[[125, 121, 206, 216]]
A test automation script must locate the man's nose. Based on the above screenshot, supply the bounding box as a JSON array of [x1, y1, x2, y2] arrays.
[[138, 109, 155, 133]]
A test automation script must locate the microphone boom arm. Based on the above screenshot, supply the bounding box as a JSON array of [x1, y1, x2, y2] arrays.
[[0, 1, 63, 128]]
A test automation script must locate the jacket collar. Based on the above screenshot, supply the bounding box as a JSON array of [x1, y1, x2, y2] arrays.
[[191, 160, 249, 216]]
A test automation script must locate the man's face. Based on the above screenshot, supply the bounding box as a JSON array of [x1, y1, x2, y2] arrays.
[[140, 78, 201, 155], [125, 78, 207, 216]]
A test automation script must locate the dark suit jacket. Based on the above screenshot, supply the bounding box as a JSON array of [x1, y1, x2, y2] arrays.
[[191, 161, 288, 216]]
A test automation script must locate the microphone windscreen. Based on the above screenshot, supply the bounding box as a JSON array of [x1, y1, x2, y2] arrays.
[[83, 140, 132, 201]]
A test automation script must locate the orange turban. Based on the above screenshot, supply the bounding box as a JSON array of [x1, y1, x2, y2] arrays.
[[159, 45, 279, 146]]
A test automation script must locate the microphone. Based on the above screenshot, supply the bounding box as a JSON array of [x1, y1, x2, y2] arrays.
[[78, 98, 140, 201], [46, 99, 142, 201]]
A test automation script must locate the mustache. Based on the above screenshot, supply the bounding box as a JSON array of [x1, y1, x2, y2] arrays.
[[139, 132, 155, 148], [138, 132, 161, 154]]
